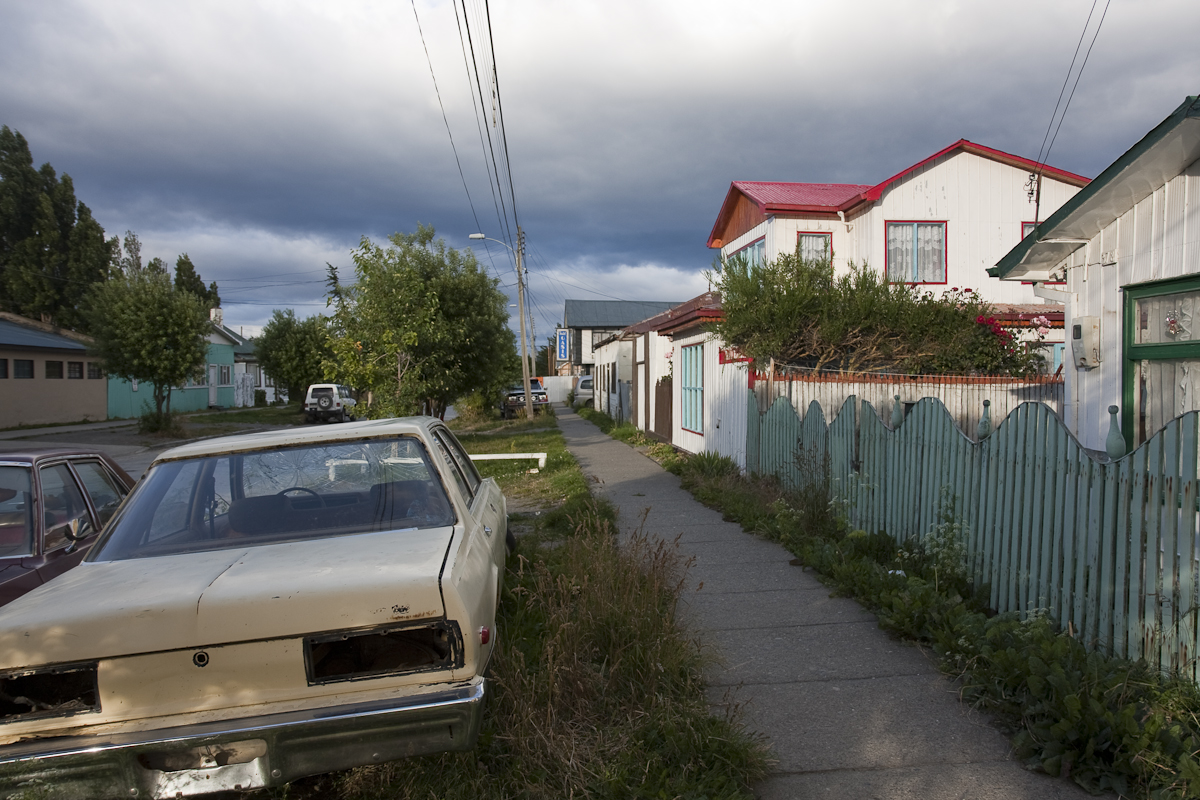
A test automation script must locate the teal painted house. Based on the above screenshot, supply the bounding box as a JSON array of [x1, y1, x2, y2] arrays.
[[107, 322, 240, 418]]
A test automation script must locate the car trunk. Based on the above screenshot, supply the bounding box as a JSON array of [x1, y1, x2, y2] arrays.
[[0, 526, 456, 670]]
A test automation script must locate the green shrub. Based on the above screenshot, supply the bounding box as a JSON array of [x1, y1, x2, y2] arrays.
[[712, 253, 1043, 375]]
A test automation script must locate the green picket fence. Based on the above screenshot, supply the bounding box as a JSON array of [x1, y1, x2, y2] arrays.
[[745, 390, 1200, 680]]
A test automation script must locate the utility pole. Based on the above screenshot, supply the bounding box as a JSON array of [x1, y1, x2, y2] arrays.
[[515, 226, 534, 418]]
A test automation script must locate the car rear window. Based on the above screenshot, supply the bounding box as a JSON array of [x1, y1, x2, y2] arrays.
[[91, 437, 456, 561]]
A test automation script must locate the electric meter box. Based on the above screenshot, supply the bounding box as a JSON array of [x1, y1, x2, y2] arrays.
[[1071, 316, 1101, 368]]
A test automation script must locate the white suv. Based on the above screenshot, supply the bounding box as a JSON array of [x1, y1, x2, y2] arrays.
[[304, 384, 357, 423]]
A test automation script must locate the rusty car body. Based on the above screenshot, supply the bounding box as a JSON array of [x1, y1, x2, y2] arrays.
[[0, 418, 507, 798]]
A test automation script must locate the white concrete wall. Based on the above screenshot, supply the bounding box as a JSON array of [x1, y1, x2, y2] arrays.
[[1057, 156, 1200, 450]]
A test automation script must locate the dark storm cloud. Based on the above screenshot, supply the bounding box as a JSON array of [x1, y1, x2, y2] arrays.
[[2, 0, 1197, 339]]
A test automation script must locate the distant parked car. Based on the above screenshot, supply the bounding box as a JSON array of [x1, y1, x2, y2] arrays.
[[0, 417, 508, 798], [501, 379, 550, 418], [572, 375, 594, 408], [304, 383, 357, 423], [0, 447, 134, 607]]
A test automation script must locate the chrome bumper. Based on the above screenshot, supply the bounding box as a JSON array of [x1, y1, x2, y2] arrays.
[[0, 680, 485, 799]]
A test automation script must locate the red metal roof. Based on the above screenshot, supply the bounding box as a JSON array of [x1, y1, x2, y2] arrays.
[[707, 140, 1091, 249], [731, 181, 872, 211]]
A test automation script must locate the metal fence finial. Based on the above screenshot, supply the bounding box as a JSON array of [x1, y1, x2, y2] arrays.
[[891, 394, 904, 429], [1106, 405, 1127, 460], [977, 399, 992, 440]]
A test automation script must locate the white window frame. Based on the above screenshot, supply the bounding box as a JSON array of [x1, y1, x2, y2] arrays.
[[886, 221, 947, 284], [797, 231, 832, 264]]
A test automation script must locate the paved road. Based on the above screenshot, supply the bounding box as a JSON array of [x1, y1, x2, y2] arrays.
[[556, 406, 1105, 800]]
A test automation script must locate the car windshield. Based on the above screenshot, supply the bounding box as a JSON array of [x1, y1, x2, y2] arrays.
[[91, 437, 456, 562], [0, 466, 33, 558]]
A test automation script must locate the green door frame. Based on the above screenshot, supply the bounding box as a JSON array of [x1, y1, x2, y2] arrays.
[[1122, 274, 1200, 450]]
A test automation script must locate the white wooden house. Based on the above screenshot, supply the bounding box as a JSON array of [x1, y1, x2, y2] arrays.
[[707, 140, 1089, 307], [561, 300, 681, 376], [991, 95, 1200, 453]]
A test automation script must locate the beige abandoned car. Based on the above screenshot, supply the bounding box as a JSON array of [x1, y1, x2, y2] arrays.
[[0, 417, 508, 798]]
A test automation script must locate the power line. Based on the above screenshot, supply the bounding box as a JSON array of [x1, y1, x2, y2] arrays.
[[410, 0, 484, 235], [457, 0, 516, 251], [1043, 0, 1111, 170], [1034, 0, 1099, 169]]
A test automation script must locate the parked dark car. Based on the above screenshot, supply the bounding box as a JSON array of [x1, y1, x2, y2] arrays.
[[0, 448, 134, 607], [501, 379, 550, 418]]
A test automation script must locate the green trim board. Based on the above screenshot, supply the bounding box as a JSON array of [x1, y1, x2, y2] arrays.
[[1122, 274, 1200, 450]]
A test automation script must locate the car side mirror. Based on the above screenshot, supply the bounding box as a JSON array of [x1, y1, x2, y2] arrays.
[[65, 517, 94, 542]]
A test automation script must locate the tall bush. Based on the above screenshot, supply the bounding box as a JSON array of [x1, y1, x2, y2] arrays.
[[712, 252, 1042, 375]]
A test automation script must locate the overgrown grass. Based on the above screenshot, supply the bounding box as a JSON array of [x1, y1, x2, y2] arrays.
[[182, 404, 307, 425], [457, 428, 591, 522], [666, 449, 1200, 799], [259, 423, 767, 799], [448, 407, 556, 434], [317, 505, 767, 800], [576, 405, 615, 433]]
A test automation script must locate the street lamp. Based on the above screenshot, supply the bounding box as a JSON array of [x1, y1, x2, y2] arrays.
[[469, 229, 534, 419]]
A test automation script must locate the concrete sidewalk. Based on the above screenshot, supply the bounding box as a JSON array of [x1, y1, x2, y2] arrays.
[[556, 407, 1103, 800]]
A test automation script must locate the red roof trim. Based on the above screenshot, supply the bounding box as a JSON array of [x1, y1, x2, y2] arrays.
[[855, 140, 1090, 205]]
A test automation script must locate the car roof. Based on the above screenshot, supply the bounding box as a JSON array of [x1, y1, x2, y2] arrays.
[[0, 446, 120, 465], [152, 416, 445, 464]]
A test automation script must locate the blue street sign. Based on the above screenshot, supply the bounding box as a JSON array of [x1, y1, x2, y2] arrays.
[[556, 329, 569, 361]]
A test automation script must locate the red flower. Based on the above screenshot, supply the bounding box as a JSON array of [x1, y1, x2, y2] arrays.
[[976, 315, 985, 324]]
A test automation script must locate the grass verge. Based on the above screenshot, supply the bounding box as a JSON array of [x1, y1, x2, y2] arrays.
[[660, 448, 1200, 799], [264, 423, 768, 799]]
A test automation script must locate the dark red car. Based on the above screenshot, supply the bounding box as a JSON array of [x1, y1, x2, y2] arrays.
[[0, 448, 134, 607]]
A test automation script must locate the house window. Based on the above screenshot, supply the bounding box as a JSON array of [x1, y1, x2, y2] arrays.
[[1022, 221, 1038, 240], [798, 232, 832, 263], [87, 363, 103, 379], [681, 344, 703, 434], [45, 361, 63, 379], [0, 360, 6, 379], [1122, 276, 1200, 449], [67, 361, 83, 379], [14, 360, 32, 379], [219, 365, 231, 385], [727, 237, 765, 267], [886, 222, 946, 283]]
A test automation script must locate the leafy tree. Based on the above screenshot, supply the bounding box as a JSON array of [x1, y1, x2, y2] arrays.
[[255, 309, 332, 402], [174, 253, 220, 308], [534, 344, 550, 376], [0, 126, 113, 329], [84, 238, 211, 421], [326, 225, 518, 418]]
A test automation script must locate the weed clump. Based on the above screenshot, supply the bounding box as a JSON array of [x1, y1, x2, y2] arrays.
[[320, 504, 767, 799]]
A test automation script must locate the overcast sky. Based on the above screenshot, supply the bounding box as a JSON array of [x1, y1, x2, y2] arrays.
[[3, 0, 1197, 344]]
